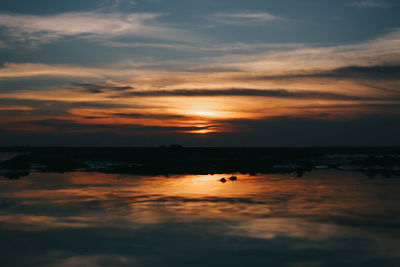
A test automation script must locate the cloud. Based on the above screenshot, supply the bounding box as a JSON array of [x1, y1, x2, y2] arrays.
[[103, 41, 305, 54], [0, 105, 33, 111], [211, 28, 400, 74], [1, 28, 399, 80], [210, 12, 282, 25], [48, 254, 137, 267], [0, 98, 135, 119], [304, 65, 400, 80], [112, 112, 188, 120], [0, 11, 188, 46], [0, 29, 399, 124], [346, 1, 392, 8], [0, 63, 111, 79], [221, 114, 400, 146], [118, 88, 395, 101], [70, 83, 134, 94], [12, 118, 214, 134], [1, 114, 400, 146], [245, 65, 400, 82], [0, 63, 145, 79], [103, 40, 304, 52], [99, 0, 138, 10]]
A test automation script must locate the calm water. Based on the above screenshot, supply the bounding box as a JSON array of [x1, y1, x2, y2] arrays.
[[0, 171, 399, 266]]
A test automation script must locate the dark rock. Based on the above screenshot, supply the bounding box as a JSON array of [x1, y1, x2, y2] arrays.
[[0, 155, 30, 170], [229, 176, 237, 181], [219, 178, 227, 183], [1, 171, 29, 179], [45, 157, 89, 171]]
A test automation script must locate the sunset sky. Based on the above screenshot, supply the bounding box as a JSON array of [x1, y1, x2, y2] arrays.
[[0, 0, 399, 146]]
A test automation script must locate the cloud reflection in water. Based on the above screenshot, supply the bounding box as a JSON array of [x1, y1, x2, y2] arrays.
[[0, 171, 400, 266]]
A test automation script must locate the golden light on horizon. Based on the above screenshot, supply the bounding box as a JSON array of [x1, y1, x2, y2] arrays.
[[189, 110, 219, 117], [186, 128, 214, 134], [180, 100, 225, 119]]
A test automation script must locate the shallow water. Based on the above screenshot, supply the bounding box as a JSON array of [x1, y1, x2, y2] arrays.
[[0, 171, 399, 266]]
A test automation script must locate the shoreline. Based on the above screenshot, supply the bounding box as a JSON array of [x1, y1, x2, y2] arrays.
[[1, 147, 399, 179]]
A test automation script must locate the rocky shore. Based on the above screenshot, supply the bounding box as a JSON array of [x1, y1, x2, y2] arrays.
[[1, 147, 399, 179]]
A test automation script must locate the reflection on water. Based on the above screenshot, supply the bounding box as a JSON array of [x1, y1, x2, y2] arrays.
[[0, 171, 400, 266]]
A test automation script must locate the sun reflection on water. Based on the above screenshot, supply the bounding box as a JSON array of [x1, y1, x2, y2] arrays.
[[1, 171, 400, 265]]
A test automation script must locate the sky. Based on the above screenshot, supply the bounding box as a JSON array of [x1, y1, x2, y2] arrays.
[[0, 0, 399, 146]]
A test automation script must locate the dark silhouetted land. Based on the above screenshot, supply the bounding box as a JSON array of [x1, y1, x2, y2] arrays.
[[1, 146, 399, 179]]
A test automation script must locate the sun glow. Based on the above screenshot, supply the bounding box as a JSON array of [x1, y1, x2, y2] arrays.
[[187, 128, 213, 134], [189, 110, 219, 117]]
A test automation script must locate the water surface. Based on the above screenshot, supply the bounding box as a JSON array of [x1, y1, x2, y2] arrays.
[[0, 171, 399, 266]]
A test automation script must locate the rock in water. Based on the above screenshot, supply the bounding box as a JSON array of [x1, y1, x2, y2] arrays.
[[0, 155, 30, 170]]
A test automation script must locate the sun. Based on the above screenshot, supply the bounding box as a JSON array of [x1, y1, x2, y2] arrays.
[[189, 129, 213, 134]]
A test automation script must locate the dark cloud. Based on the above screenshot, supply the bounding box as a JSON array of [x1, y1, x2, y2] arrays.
[[31, 119, 95, 129], [70, 83, 134, 94], [216, 114, 400, 146], [1, 114, 399, 146], [113, 112, 188, 120], [83, 116, 108, 119], [0, 98, 134, 109], [293, 102, 400, 111], [137, 125, 215, 132], [329, 65, 400, 80], [247, 65, 400, 82], [117, 88, 395, 101], [69, 82, 396, 101], [356, 81, 398, 93], [0, 98, 141, 118], [18, 119, 213, 133]]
